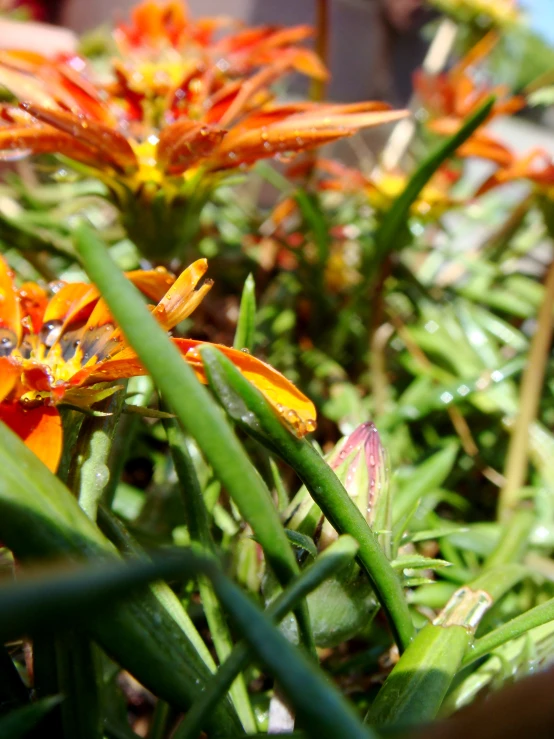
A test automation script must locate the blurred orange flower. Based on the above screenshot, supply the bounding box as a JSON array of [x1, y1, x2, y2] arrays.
[[0, 40, 405, 256], [414, 32, 523, 165], [0, 256, 316, 472], [476, 149, 554, 197]]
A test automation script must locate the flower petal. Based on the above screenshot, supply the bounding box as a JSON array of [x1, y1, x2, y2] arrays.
[[20, 103, 138, 173], [0, 256, 21, 346], [151, 259, 212, 330], [157, 120, 226, 174], [173, 338, 317, 436], [0, 358, 19, 402], [0, 402, 62, 472]]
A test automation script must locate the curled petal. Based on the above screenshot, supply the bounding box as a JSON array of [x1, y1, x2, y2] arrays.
[[0, 403, 62, 472], [173, 338, 317, 436], [43, 283, 99, 328], [152, 258, 212, 330]]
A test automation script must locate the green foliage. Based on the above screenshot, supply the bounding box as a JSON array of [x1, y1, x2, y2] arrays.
[[2, 5, 554, 738]]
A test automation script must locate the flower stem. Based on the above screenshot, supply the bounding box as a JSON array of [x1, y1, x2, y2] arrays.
[[164, 417, 257, 733], [497, 258, 554, 521]]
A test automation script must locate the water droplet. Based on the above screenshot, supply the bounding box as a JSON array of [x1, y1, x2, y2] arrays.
[[39, 320, 63, 348], [0, 328, 17, 356]]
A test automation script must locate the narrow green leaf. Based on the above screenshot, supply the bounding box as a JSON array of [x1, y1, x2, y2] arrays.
[[75, 226, 314, 654], [462, 595, 554, 668], [198, 345, 414, 652], [174, 536, 364, 739], [233, 273, 257, 352], [0, 422, 241, 738], [164, 416, 256, 733], [0, 696, 62, 739], [0, 552, 234, 642], [284, 529, 318, 558], [393, 444, 459, 525]]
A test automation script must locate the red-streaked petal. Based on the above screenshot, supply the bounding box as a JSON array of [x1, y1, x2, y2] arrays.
[[20, 103, 138, 173], [173, 338, 317, 436], [18, 282, 48, 334], [43, 282, 99, 327], [0, 63, 58, 109], [0, 402, 62, 472], [157, 120, 226, 174], [0, 125, 106, 167]]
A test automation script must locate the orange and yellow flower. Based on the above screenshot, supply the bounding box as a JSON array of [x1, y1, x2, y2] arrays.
[[0, 256, 316, 472], [413, 32, 522, 166], [0, 43, 405, 257], [476, 149, 554, 198]]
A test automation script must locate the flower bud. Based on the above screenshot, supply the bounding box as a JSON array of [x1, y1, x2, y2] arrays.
[[284, 422, 391, 554], [320, 422, 390, 552]]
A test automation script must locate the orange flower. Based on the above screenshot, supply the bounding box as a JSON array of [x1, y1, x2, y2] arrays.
[[0, 256, 316, 472], [414, 32, 523, 165], [476, 149, 554, 197], [0, 49, 405, 257], [113, 1, 327, 86]]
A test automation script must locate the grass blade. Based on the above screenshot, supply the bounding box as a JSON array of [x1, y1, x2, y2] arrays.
[[0, 422, 242, 738], [233, 273, 257, 352], [74, 225, 314, 654], [175, 535, 359, 739]]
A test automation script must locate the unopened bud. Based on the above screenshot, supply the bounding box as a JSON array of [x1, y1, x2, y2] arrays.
[[320, 422, 390, 552], [284, 422, 391, 554]]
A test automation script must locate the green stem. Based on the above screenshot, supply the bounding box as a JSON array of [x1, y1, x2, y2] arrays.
[[66, 390, 126, 520], [199, 346, 414, 652], [147, 700, 171, 739], [164, 417, 257, 733], [75, 226, 314, 654], [103, 376, 154, 509], [462, 595, 554, 668], [497, 258, 554, 521], [484, 509, 535, 569], [174, 536, 359, 739]]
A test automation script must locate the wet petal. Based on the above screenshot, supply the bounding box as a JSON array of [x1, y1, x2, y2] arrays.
[[20, 103, 138, 173], [173, 338, 317, 436], [157, 120, 226, 174]]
